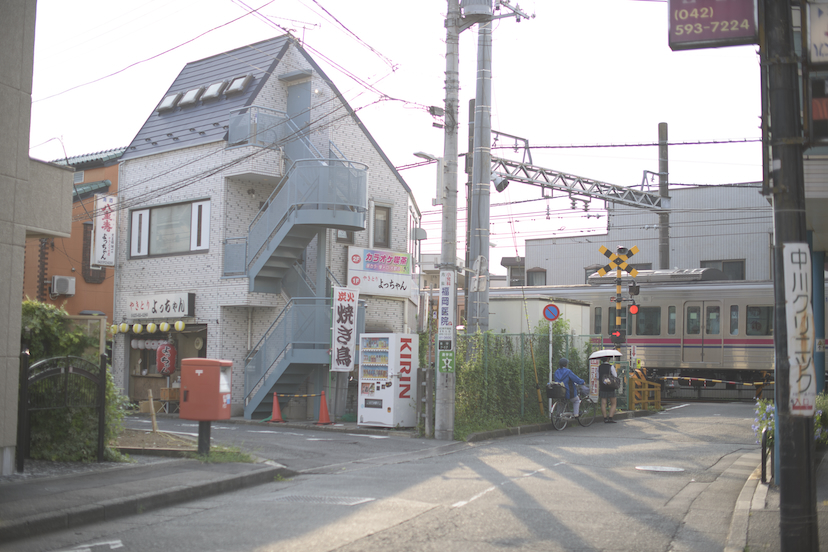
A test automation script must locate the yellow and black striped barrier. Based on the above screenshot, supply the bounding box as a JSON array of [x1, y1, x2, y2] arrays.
[[662, 376, 775, 387]]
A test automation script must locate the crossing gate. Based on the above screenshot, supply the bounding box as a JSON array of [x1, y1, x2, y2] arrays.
[[16, 354, 108, 471]]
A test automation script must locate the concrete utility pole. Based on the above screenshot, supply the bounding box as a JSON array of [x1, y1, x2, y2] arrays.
[[658, 123, 670, 270], [467, 1, 531, 336], [762, 0, 818, 549], [436, 0, 531, 439], [435, 0, 462, 442], [467, 20, 492, 334]]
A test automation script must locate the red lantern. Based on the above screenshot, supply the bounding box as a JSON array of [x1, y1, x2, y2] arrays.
[[156, 342, 177, 375]]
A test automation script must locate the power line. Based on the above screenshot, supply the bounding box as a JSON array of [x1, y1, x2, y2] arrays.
[[33, 0, 280, 104]]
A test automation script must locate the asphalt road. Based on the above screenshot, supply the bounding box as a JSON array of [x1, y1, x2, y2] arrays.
[[11, 402, 760, 552]]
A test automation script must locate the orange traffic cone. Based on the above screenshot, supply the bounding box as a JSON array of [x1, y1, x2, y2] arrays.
[[268, 392, 286, 423], [315, 390, 333, 425]]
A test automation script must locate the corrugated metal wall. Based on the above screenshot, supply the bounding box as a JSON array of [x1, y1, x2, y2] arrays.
[[525, 186, 772, 285]]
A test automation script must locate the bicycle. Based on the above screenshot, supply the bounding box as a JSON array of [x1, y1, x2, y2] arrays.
[[549, 388, 597, 430]]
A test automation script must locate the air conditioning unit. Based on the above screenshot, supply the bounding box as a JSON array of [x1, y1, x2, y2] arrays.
[[51, 275, 76, 296]]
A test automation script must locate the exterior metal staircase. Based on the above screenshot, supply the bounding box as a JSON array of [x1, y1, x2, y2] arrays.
[[227, 108, 369, 419]]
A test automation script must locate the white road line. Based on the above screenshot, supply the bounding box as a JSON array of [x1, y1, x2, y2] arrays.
[[452, 468, 547, 508], [664, 403, 691, 411], [346, 433, 389, 439]]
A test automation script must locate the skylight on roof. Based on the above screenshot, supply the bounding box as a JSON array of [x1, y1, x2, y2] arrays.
[[226, 74, 253, 95], [157, 92, 182, 112], [179, 87, 205, 107], [202, 81, 228, 101]]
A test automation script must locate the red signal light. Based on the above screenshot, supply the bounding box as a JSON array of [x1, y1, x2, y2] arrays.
[[629, 304, 639, 315]]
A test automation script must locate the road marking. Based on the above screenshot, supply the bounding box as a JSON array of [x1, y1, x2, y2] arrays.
[[307, 438, 333, 441], [346, 433, 389, 439], [452, 468, 546, 508], [58, 539, 124, 551], [664, 403, 691, 411]]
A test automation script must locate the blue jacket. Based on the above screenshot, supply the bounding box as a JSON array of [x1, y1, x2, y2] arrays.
[[554, 367, 585, 400]]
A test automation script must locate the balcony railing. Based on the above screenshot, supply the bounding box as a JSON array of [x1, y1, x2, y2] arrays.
[[228, 106, 288, 147]]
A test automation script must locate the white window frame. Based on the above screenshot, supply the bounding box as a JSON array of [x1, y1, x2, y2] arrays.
[[129, 200, 210, 258]]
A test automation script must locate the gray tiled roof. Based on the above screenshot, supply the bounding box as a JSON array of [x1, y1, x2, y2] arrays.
[[121, 36, 291, 161], [119, 34, 417, 213], [52, 148, 126, 168]]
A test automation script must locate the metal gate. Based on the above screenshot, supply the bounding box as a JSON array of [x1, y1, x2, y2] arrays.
[[16, 354, 108, 471]]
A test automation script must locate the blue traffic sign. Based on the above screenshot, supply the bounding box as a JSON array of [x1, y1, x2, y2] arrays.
[[543, 304, 560, 322]]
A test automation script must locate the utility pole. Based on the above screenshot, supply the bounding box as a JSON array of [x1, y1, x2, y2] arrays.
[[435, 0, 463, 442], [762, 0, 818, 549], [436, 0, 531, 439], [467, 0, 531, 335], [658, 123, 670, 270]]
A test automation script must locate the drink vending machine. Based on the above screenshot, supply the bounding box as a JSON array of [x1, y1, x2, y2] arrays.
[[358, 333, 419, 428]]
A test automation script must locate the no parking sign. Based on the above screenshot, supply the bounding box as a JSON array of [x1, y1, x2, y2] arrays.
[[543, 304, 560, 322]]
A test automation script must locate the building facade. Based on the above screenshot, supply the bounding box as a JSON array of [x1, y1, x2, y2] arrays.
[[522, 185, 773, 286], [112, 36, 421, 419], [22, 149, 124, 320], [1, 0, 75, 476]]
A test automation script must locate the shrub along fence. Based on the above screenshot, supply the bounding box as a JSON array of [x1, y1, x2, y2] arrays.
[[450, 320, 608, 437]]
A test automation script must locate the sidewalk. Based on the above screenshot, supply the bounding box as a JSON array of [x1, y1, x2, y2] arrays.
[[736, 447, 828, 552]]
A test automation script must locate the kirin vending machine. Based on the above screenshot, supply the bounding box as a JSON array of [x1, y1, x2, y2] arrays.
[[358, 333, 419, 428]]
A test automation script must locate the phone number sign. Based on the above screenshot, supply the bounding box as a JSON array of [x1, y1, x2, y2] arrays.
[[668, 0, 757, 51]]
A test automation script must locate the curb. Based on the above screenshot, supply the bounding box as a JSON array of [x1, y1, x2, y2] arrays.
[[724, 455, 763, 552], [0, 463, 295, 543], [465, 409, 657, 442]]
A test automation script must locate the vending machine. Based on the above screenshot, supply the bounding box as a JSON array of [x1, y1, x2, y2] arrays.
[[358, 333, 419, 428]]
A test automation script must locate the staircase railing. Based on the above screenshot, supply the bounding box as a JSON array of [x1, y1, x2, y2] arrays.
[[246, 159, 369, 271], [243, 297, 331, 402]]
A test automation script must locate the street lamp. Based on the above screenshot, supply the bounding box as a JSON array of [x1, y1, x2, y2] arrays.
[[414, 152, 445, 206]]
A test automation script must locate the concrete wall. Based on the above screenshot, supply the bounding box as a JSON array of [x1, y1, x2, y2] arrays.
[[1, 0, 74, 476]]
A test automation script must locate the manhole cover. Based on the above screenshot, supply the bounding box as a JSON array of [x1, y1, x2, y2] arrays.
[[635, 466, 685, 472], [270, 495, 375, 506]]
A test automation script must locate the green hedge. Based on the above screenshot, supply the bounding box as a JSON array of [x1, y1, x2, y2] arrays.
[[451, 319, 596, 440]]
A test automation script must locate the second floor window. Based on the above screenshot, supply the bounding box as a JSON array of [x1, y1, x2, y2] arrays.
[[374, 206, 390, 248], [130, 200, 210, 258]]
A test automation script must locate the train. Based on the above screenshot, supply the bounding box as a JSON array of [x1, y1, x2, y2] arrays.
[[489, 268, 826, 398]]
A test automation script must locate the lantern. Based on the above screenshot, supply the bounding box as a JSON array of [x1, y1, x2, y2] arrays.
[[133, 324, 143, 334], [156, 342, 177, 375], [174, 321, 186, 332], [110, 324, 118, 335], [160, 322, 171, 332], [147, 323, 157, 334], [119, 323, 129, 333], [131, 339, 139, 349]]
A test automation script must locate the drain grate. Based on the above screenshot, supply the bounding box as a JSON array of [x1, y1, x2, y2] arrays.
[[270, 495, 375, 506]]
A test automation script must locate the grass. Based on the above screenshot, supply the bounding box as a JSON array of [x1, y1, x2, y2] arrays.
[[183, 445, 255, 463]]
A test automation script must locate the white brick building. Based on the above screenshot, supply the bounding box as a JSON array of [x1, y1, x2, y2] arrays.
[[113, 36, 421, 419]]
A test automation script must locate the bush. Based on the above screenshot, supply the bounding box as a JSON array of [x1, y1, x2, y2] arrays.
[[753, 393, 828, 447], [452, 319, 592, 440], [21, 300, 129, 462]]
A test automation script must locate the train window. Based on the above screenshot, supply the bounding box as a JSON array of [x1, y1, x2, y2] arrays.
[[730, 305, 739, 335], [705, 305, 721, 335], [686, 307, 701, 335], [636, 307, 661, 335], [593, 307, 602, 334], [608, 307, 631, 334], [668, 306, 676, 334], [747, 306, 773, 336]]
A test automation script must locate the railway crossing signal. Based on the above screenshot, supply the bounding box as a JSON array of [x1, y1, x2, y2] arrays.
[[598, 245, 640, 347], [597, 245, 640, 277]]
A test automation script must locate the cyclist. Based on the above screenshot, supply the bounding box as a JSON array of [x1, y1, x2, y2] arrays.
[[554, 358, 585, 418]]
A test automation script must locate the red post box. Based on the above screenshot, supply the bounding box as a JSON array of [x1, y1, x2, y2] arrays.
[[179, 358, 232, 421]]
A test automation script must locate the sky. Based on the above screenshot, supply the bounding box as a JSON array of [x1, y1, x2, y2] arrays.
[[29, 0, 763, 275]]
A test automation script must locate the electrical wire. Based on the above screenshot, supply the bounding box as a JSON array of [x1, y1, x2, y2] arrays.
[[33, 0, 280, 104]]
